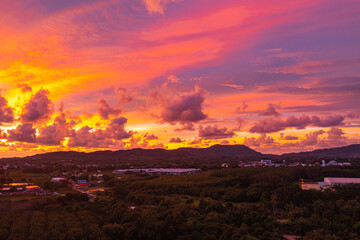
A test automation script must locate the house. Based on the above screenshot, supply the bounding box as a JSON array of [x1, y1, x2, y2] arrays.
[[260, 160, 272, 166], [326, 160, 339, 166], [26, 185, 41, 191], [221, 163, 230, 168], [77, 183, 89, 188], [238, 161, 246, 167], [324, 177, 360, 186], [113, 168, 201, 175], [92, 174, 103, 178], [51, 177, 72, 183]]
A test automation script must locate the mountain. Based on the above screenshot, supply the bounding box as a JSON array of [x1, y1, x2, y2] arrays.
[[281, 144, 360, 160], [1, 144, 359, 164], [22, 144, 264, 162]]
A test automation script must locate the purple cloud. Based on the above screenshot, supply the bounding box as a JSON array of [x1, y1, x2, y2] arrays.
[[199, 125, 235, 139], [169, 137, 183, 143], [160, 89, 207, 124], [7, 124, 36, 143], [249, 115, 344, 133], [21, 89, 54, 123], [0, 95, 14, 123], [97, 98, 121, 120]]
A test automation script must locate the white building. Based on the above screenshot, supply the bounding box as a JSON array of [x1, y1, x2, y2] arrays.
[[221, 163, 230, 168], [324, 177, 360, 186], [113, 168, 201, 175]]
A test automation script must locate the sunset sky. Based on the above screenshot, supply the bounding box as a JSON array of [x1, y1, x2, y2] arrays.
[[0, 0, 359, 157]]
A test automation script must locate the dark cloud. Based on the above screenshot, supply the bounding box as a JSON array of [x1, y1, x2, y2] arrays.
[[249, 115, 344, 133], [17, 83, 32, 92], [21, 89, 54, 123], [175, 122, 195, 131], [258, 104, 281, 116], [310, 115, 345, 127], [0, 129, 6, 139], [346, 113, 360, 119], [243, 134, 275, 147], [234, 102, 248, 113], [36, 112, 75, 145], [169, 137, 183, 143], [283, 135, 299, 140], [249, 118, 285, 133], [68, 117, 133, 147], [199, 125, 235, 139], [161, 89, 207, 124], [144, 133, 158, 140], [116, 88, 133, 105], [106, 117, 133, 140], [0, 95, 14, 123], [300, 130, 325, 146], [97, 98, 121, 119], [67, 126, 105, 148], [234, 117, 245, 131], [7, 124, 36, 143]]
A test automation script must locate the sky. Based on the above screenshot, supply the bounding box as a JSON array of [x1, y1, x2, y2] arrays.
[[0, 0, 359, 157]]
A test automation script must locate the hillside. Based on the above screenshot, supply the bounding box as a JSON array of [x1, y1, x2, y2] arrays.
[[281, 144, 360, 160]]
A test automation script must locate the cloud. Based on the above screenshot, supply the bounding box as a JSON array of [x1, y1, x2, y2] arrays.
[[169, 137, 183, 143], [220, 83, 244, 89], [324, 127, 348, 147], [234, 117, 245, 131], [97, 98, 121, 120], [243, 134, 275, 147], [346, 113, 360, 119], [199, 125, 235, 139], [17, 83, 32, 92], [249, 115, 344, 133], [262, 60, 360, 75], [7, 124, 37, 143], [281, 134, 299, 140], [175, 122, 195, 131], [234, 102, 248, 113], [0, 129, 7, 139], [144, 133, 158, 140], [258, 104, 281, 116], [142, 0, 181, 15], [300, 130, 325, 146], [68, 117, 133, 147], [0, 95, 14, 123], [116, 88, 133, 105], [160, 88, 207, 125], [67, 126, 103, 148], [36, 112, 75, 145], [106, 117, 134, 140], [143, 75, 206, 129], [21, 89, 54, 123]]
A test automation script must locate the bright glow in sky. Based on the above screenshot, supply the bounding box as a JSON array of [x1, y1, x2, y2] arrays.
[[0, 0, 359, 157]]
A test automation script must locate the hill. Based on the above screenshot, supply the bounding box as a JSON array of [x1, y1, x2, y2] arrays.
[[22, 144, 264, 161], [281, 144, 360, 160]]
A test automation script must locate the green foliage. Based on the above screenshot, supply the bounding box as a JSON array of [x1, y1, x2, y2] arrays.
[[1, 167, 360, 239]]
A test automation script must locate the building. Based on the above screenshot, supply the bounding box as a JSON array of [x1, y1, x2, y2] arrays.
[[26, 185, 41, 191], [51, 177, 72, 183], [92, 174, 103, 178], [323, 177, 360, 186], [301, 177, 360, 190], [260, 160, 272, 166], [301, 183, 321, 190], [326, 160, 339, 166], [221, 163, 230, 168], [113, 168, 201, 175]]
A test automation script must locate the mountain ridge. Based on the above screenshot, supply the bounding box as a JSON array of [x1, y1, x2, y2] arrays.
[[1, 144, 359, 161]]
